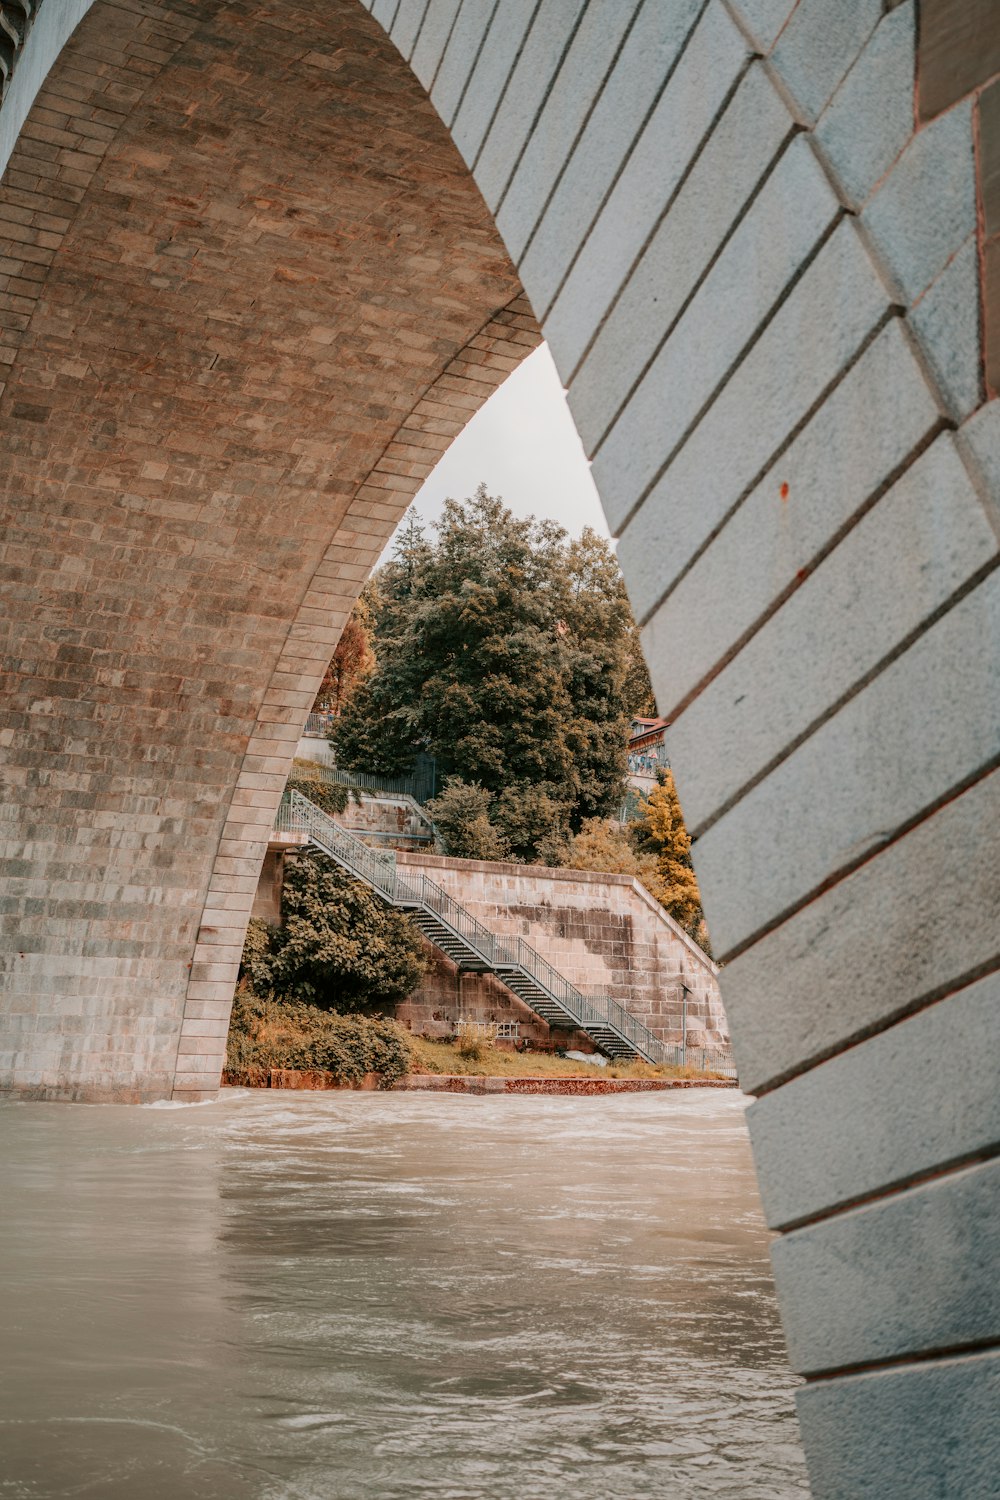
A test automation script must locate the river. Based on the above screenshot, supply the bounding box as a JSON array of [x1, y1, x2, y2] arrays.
[[0, 1088, 808, 1498]]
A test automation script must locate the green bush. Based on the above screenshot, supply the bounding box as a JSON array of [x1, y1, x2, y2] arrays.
[[257, 850, 426, 1011], [226, 988, 412, 1086], [286, 765, 350, 817]]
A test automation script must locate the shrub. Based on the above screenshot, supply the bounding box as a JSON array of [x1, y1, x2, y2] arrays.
[[455, 1021, 493, 1062], [226, 988, 412, 1086], [426, 778, 512, 861]]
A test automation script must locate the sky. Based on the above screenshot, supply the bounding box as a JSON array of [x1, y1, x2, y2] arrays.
[[380, 343, 609, 560]]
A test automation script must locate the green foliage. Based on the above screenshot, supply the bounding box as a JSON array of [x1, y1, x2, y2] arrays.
[[331, 488, 643, 861], [286, 764, 349, 817], [251, 850, 426, 1011], [425, 778, 512, 861], [564, 817, 658, 884], [226, 988, 412, 1086]]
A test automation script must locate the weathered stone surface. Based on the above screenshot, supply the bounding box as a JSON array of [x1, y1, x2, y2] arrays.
[[541, 0, 750, 374], [449, 0, 538, 167], [493, 0, 635, 254], [747, 972, 1000, 1230], [770, 0, 882, 126], [693, 569, 1000, 957], [772, 1157, 1000, 1374], [667, 434, 997, 834], [590, 136, 842, 512], [721, 768, 1000, 1094], [814, 1, 915, 211], [408, 0, 461, 87], [617, 219, 892, 600], [797, 1352, 1000, 1498], [473, 0, 588, 208], [862, 98, 977, 304], [640, 317, 945, 717], [917, 0, 1000, 120], [567, 63, 793, 449], [908, 234, 984, 421], [724, 0, 796, 54], [516, 0, 702, 318]]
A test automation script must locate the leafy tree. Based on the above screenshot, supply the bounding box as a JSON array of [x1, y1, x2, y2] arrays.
[[331, 487, 640, 859], [250, 851, 426, 1011], [630, 769, 708, 946], [313, 589, 375, 715], [563, 817, 658, 884], [425, 778, 512, 861]]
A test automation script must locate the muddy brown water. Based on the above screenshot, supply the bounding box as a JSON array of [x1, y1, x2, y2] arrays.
[[0, 1087, 807, 1498]]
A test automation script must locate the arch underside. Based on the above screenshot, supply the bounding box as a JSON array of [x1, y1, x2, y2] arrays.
[[1, 1, 999, 1494]]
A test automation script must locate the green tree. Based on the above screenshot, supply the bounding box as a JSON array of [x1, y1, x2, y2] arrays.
[[332, 487, 638, 860], [425, 778, 511, 861], [252, 851, 427, 1011]]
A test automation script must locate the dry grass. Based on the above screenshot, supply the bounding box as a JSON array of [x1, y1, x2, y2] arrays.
[[405, 1034, 724, 1081]]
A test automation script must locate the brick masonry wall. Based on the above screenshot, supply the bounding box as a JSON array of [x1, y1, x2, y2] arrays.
[[393, 851, 726, 1050]]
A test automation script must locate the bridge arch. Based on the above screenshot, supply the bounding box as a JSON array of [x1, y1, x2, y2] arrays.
[[1, 1, 998, 1493]]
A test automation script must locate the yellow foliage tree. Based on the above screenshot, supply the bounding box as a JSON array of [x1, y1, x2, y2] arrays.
[[631, 771, 706, 944]]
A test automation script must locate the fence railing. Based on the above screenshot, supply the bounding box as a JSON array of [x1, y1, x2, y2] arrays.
[[281, 791, 737, 1078]]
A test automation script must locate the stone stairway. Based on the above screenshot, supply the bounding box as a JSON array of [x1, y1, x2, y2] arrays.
[[279, 789, 673, 1064]]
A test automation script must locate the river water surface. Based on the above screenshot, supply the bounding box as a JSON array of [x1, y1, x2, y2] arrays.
[[1, 1088, 807, 1499]]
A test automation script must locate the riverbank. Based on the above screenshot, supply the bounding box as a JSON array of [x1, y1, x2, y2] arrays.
[[224, 1070, 736, 1093]]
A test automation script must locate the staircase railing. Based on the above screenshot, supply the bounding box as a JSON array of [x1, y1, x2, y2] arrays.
[[280, 790, 736, 1077]]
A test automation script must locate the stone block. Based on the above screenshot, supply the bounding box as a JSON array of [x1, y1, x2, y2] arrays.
[[862, 99, 976, 305], [908, 234, 983, 421], [796, 1351, 1000, 1500], [640, 317, 944, 717], [618, 218, 892, 604], [449, 0, 537, 167], [567, 62, 793, 446], [958, 397, 1000, 521], [515, 0, 702, 316], [589, 134, 840, 506], [771, 1157, 1000, 1374], [494, 0, 636, 253], [724, 0, 796, 54], [747, 972, 1000, 1230], [814, 1, 915, 211], [540, 1, 750, 373], [430, 1, 493, 127], [917, 0, 1000, 120], [409, 0, 462, 88], [667, 434, 997, 834], [722, 768, 1000, 1094], [770, 0, 882, 126], [693, 569, 1000, 957], [980, 79, 1000, 241]]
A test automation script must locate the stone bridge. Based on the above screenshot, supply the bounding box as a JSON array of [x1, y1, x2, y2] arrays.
[[0, 2, 997, 1493]]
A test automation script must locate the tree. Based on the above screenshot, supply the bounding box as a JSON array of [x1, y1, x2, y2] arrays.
[[564, 816, 658, 884], [331, 487, 639, 860], [630, 769, 707, 946], [250, 851, 427, 1011], [425, 778, 511, 861], [313, 589, 375, 716]]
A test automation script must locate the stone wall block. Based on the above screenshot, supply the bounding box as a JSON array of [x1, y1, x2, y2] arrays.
[[567, 61, 793, 446], [589, 134, 841, 508], [769, 0, 882, 126], [618, 218, 892, 605], [494, 0, 636, 258], [515, 0, 702, 316], [721, 768, 1000, 1094], [907, 234, 983, 422], [667, 433, 997, 833], [771, 1157, 1000, 1374], [795, 1351, 1000, 1500], [640, 317, 945, 718], [692, 568, 1000, 958], [747, 972, 1000, 1230], [813, 1, 915, 211], [449, 0, 538, 167], [540, 0, 750, 375], [861, 98, 976, 305]]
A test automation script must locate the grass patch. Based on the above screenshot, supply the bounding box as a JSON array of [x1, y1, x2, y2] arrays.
[[405, 1034, 723, 1080]]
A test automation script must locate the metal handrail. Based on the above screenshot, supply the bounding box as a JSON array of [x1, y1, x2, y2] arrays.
[[281, 791, 736, 1077]]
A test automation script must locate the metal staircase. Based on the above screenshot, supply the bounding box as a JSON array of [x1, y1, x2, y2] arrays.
[[278, 789, 682, 1065]]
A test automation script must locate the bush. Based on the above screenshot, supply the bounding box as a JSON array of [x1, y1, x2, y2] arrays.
[[262, 850, 427, 1011], [426, 778, 512, 861], [455, 1022, 493, 1062], [226, 988, 412, 1086], [287, 763, 350, 817]]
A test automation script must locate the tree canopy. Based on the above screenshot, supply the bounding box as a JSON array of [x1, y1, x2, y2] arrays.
[[331, 486, 648, 861]]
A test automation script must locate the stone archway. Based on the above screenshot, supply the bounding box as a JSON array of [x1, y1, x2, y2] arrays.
[[1, 2, 998, 1494]]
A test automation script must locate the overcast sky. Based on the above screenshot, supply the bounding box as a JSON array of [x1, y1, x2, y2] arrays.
[[381, 343, 609, 559]]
